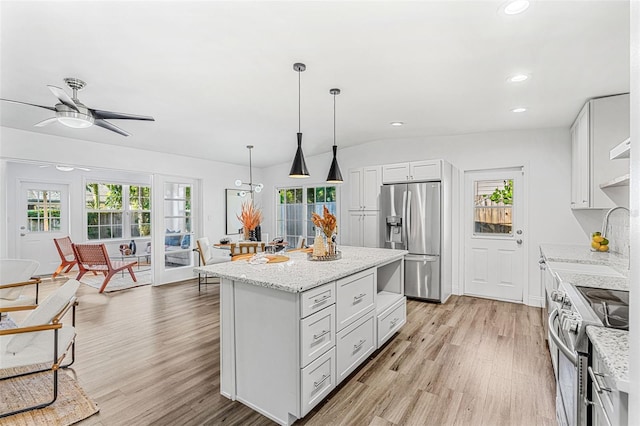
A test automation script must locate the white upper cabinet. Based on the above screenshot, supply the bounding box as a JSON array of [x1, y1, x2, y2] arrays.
[[570, 94, 630, 209], [382, 160, 441, 183], [348, 166, 381, 211]]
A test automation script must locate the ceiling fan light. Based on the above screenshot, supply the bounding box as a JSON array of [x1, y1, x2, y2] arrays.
[[56, 110, 94, 128], [289, 132, 310, 178], [55, 165, 75, 172]]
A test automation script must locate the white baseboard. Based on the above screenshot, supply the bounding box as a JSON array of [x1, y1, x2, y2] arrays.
[[527, 295, 544, 308]]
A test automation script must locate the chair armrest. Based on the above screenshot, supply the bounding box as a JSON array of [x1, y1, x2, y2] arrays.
[[0, 322, 62, 336], [52, 298, 78, 324], [0, 277, 41, 290], [0, 305, 38, 313]]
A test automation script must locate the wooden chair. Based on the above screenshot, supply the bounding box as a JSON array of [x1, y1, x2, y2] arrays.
[[52, 236, 77, 279], [194, 237, 230, 291], [0, 279, 79, 418], [0, 259, 41, 314], [229, 242, 265, 257], [72, 243, 137, 293]]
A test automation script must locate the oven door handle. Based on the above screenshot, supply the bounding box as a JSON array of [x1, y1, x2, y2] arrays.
[[548, 308, 578, 366]]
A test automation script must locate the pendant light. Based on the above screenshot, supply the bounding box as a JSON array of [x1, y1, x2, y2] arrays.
[[326, 88, 343, 183], [234, 145, 264, 201], [289, 63, 310, 178]]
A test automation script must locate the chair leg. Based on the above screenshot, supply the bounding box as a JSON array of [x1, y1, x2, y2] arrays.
[[99, 272, 116, 293], [0, 370, 59, 418], [127, 267, 137, 282], [52, 264, 65, 279]]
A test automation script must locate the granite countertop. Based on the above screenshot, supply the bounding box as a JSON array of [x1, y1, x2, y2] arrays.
[[540, 243, 629, 277], [586, 326, 629, 393], [554, 271, 629, 292], [194, 245, 408, 293]]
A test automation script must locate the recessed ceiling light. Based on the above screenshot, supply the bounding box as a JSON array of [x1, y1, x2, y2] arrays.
[[390, 122, 404, 127], [503, 0, 530, 15], [511, 107, 527, 113], [55, 165, 75, 172], [508, 74, 529, 83]]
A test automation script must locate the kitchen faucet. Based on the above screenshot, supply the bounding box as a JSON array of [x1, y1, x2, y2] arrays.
[[601, 206, 630, 270]]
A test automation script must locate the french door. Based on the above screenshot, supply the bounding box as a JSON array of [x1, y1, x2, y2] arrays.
[[16, 181, 69, 275], [464, 168, 526, 302]]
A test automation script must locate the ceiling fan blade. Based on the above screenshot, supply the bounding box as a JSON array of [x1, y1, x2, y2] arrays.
[[1, 98, 56, 111], [34, 117, 58, 127], [47, 85, 79, 111], [91, 109, 155, 121], [94, 119, 130, 137]]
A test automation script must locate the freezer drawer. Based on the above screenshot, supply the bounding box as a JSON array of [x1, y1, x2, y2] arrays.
[[404, 254, 440, 301]]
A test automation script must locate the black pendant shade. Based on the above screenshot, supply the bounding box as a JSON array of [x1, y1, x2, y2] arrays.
[[326, 87, 343, 183], [289, 132, 310, 178], [326, 145, 343, 183], [289, 63, 310, 178]]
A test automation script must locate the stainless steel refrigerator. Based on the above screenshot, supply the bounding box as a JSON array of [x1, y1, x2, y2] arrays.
[[379, 182, 442, 302]]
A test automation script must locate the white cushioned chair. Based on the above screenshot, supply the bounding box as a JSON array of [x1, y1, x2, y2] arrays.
[[0, 259, 41, 315], [195, 237, 230, 291], [0, 279, 80, 418]]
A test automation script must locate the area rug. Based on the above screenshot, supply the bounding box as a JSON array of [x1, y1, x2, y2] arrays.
[[0, 367, 99, 425], [78, 269, 152, 293]]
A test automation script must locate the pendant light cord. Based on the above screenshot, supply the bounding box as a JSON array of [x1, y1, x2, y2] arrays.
[[333, 93, 336, 148], [298, 69, 301, 133]]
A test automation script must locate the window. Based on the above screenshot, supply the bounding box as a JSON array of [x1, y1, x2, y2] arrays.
[[26, 189, 61, 232], [163, 183, 193, 268], [85, 182, 151, 240], [473, 179, 513, 235], [276, 185, 337, 247]]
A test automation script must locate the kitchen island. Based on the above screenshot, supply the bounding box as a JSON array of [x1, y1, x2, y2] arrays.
[[195, 246, 407, 425]]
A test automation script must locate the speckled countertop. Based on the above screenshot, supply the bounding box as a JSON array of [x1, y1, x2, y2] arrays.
[[539, 243, 629, 277], [194, 246, 407, 293], [554, 272, 629, 291], [586, 326, 629, 393]]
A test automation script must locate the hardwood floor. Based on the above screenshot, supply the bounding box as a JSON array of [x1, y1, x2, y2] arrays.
[[19, 278, 556, 425]]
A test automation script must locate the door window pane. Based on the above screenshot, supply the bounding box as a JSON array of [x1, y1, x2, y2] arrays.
[[26, 189, 62, 232], [473, 179, 513, 235], [164, 183, 193, 269]]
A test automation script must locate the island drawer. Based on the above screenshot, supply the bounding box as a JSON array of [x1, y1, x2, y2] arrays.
[[300, 281, 336, 318], [300, 305, 336, 368], [300, 347, 336, 417], [336, 309, 376, 384], [377, 297, 406, 348], [336, 269, 376, 331]]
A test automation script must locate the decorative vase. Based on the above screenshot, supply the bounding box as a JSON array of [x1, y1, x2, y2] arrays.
[[129, 239, 136, 255], [248, 229, 257, 241], [327, 233, 337, 255], [243, 227, 250, 241], [313, 228, 327, 257]]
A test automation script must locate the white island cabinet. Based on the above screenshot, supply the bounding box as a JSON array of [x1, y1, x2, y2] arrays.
[[195, 246, 407, 425]]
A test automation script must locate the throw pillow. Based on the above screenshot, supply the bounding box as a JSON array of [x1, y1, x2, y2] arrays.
[[6, 279, 80, 354]]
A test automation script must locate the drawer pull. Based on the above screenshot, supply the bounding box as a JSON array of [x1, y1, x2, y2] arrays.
[[313, 329, 330, 340], [588, 366, 612, 393], [353, 339, 366, 350], [390, 317, 400, 327], [313, 374, 329, 388], [313, 294, 331, 304], [353, 293, 367, 302]]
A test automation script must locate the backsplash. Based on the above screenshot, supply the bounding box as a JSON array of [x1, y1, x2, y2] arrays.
[[604, 209, 630, 257]]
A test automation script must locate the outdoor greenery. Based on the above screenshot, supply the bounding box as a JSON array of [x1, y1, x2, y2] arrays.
[[487, 179, 513, 205]]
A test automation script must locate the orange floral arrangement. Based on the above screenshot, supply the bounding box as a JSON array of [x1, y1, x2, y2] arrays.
[[237, 201, 262, 231], [311, 205, 337, 238]]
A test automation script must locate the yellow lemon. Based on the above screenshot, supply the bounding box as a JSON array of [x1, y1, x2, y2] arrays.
[[592, 236, 604, 243], [598, 245, 609, 252], [591, 241, 601, 249]]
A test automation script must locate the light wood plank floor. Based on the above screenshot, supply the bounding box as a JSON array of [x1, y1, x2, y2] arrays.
[[18, 277, 556, 426]]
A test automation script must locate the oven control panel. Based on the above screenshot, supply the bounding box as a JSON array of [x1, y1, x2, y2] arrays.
[[560, 309, 582, 334]]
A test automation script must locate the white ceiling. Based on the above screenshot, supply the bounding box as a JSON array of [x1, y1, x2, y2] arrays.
[[0, 1, 630, 168]]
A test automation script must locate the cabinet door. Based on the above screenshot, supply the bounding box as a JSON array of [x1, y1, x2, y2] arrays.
[[382, 163, 409, 184], [348, 168, 363, 210], [362, 167, 381, 210], [348, 211, 363, 246], [571, 103, 590, 208], [362, 212, 379, 248], [410, 160, 441, 181]]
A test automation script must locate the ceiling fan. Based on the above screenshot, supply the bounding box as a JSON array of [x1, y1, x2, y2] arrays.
[[0, 77, 154, 136]]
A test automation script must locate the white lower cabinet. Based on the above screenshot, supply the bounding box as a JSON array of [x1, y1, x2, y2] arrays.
[[377, 297, 406, 347], [590, 344, 628, 426], [300, 305, 335, 368], [336, 268, 376, 330], [301, 347, 336, 417], [336, 309, 376, 383]]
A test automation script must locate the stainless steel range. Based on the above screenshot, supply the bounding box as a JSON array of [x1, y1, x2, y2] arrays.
[[548, 280, 629, 426]]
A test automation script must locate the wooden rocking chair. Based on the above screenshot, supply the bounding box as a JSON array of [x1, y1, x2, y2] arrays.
[[72, 243, 137, 293]]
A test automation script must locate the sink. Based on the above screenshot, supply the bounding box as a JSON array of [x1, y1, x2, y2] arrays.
[[547, 261, 624, 277]]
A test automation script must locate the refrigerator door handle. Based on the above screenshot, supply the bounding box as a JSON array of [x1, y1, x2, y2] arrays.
[[402, 190, 408, 247], [405, 254, 439, 262], [405, 190, 411, 247]]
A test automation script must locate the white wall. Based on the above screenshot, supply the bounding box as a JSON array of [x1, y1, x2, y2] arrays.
[[0, 126, 256, 282], [260, 127, 592, 305]]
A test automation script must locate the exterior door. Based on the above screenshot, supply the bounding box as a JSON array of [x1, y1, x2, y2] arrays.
[[464, 168, 525, 302], [17, 182, 69, 275]]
